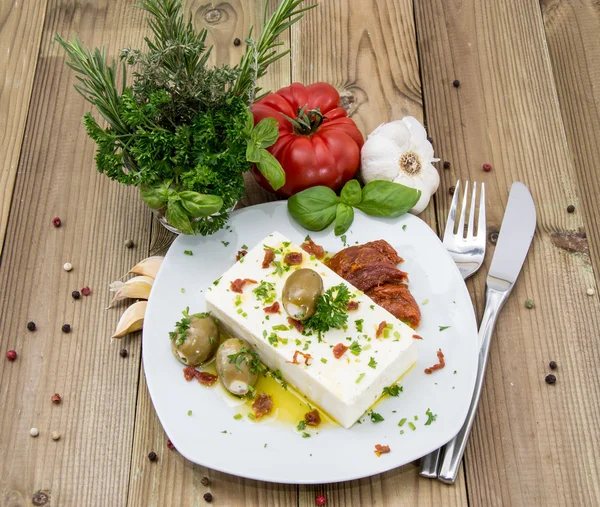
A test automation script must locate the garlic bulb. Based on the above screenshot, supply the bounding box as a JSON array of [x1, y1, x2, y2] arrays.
[[360, 117, 439, 214]]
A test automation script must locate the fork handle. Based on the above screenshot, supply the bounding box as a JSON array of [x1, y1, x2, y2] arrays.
[[437, 285, 509, 483]]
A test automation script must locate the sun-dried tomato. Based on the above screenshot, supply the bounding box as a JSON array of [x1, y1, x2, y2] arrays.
[[424, 349, 445, 374], [376, 321, 387, 338], [287, 350, 312, 365], [412, 334, 423, 340], [287, 317, 304, 333], [301, 237, 325, 259], [332, 343, 348, 359], [183, 366, 218, 386], [230, 278, 257, 293], [263, 301, 280, 314], [374, 444, 390, 456], [346, 301, 359, 311], [236, 249, 247, 261], [252, 393, 274, 419], [284, 252, 303, 265], [305, 409, 321, 427], [262, 248, 275, 268]]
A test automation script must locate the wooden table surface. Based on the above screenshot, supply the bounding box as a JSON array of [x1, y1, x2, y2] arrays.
[[2, 0, 600, 505]]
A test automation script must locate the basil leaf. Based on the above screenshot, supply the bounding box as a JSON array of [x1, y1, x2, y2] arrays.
[[334, 202, 354, 236], [252, 117, 279, 148], [357, 181, 421, 217], [340, 179, 362, 206], [246, 141, 262, 163], [140, 182, 170, 210], [179, 191, 223, 217], [243, 110, 255, 138], [256, 149, 285, 191], [166, 200, 194, 235], [288, 186, 339, 231]]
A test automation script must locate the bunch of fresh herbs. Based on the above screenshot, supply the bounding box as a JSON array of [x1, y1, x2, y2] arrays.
[[56, 0, 314, 235]]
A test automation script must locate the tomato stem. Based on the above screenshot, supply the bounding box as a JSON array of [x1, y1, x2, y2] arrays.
[[283, 105, 326, 136]]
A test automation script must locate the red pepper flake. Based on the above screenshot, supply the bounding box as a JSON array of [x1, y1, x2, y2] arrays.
[[52, 217, 62, 227], [346, 300, 359, 311], [376, 321, 387, 338], [412, 334, 423, 340], [252, 393, 274, 419], [301, 237, 325, 259], [288, 317, 304, 333], [262, 248, 275, 268], [374, 444, 391, 457], [81, 286, 92, 296], [332, 342, 349, 359], [316, 494, 327, 506], [183, 366, 218, 386], [6, 350, 17, 361], [236, 249, 248, 261], [287, 350, 312, 365], [167, 439, 175, 450], [263, 301, 280, 314], [230, 278, 257, 293], [51, 393, 62, 404], [424, 349, 446, 374], [483, 163, 492, 172], [305, 409, 321, 427], [284, 252, 303, 265]]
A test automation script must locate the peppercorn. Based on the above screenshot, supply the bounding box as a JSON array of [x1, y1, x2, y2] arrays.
[[316, 495, 327, 506], [148, 451, 158, 462], [201, 476, 211, 487], [545, 374, 556, 385], [587, 287, 595, 296], [427, 136, 434, 145], [27, 321, 36, 331], [525, 299, 534, 309], [167, 439, 175, 449], [30, 427, 39, 437], [449, 186, 455, 195], [567, 204, 575, 213], [72, 290, 81, 300], [51, 431, 61, 441], [443, 161, 450, 169], [203, 492, 213, 503], [125, 239, 134, 249], [120, 348, 128, 358], [233, 37, 241, 46], [6, 350, 17, 361], [61, 324, 71, 333], [483, 163, 492, 172], [549, 360, 557, 370], [489, 231, 499, 244], [52, 217, 61, 227], [51, 393, 62, 404], [81, 286, 91, 296], [453, 79, 460, 87]]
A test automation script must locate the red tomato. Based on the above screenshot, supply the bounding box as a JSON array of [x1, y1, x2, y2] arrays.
[[251, 82, 364, 197]]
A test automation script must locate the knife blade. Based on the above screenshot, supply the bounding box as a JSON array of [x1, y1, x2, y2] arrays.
[[437, 181, 536, 483]]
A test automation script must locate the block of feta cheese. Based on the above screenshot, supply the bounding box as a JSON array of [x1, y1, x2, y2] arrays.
[[205, 232, 418, 428]]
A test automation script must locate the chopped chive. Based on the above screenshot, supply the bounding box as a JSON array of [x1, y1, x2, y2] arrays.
[[398, 418, 407, 427], [188, 410, 192, 416], [184, 250, 193, 256], [439, 326, 451, 331], [234, 413, 242, 420], [356, 373, 365, 383], [408, 422, 416, 431], [421, 298, 429, 305], [321, 358, 327, 364]]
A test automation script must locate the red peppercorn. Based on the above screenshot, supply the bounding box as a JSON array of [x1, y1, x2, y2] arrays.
[[316, 495, 327, 506], [52, 217, 62, 227], [52, 393, 62, 404], [482, 163, 492, 172], [167, 439, 175, 449], [6, 350, 17, 361], [81, 286, 92, 296]]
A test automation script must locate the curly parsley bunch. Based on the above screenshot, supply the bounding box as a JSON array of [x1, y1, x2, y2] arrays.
[[56, 0, 313, 235]]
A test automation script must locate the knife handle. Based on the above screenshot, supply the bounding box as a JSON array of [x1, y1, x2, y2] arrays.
[[437, 285, 508, 483]]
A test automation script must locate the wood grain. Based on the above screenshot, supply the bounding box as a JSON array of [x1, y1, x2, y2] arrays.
[[0, 0, 48, 258], [0, 1, 151, 505], [541, 0, 600, 287], [414, 0, 600, 504], [290, 1, 463, 504], [126, 2, 295, 506]]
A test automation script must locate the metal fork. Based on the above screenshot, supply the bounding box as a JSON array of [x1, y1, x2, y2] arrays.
[[419, 180, 486, 478]]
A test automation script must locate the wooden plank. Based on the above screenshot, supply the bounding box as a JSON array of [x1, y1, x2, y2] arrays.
[[541, 0, 600, 286], [290, 1, 465, 504], [126, 2, 295, 505], [0, 0, 47, 258], [414, 0, 600, 504], [0, 1, 151, 505]]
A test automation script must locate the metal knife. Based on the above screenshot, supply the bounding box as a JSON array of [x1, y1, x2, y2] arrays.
[[437, 181, 536, 483]]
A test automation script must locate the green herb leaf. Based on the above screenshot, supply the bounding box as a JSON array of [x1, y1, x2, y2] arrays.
[[140, 182, 170, 210], [368, 411, 384, 423], [246, 142, 263, 163], [297, 420, 306, 431], [303, 284, 351, 340], [340, 179, 362, 206], [166, 200, 194, 235], [255, 149, 285, 191], [349, 341, 362, 356], [302, 432, 311, 438], [179, 191, 223, 218], [425, 408, 437, 426], [288, 186, 339, 231], [439, 326, 451, 331], [357, 180, 421, 217], [252, 117, 279, 148], [368, 356, 377, 369], [334, 202, 354, 236], [398, 418, 407, 427], [184, 250, 193, 256], [383, 384, 402, 397]]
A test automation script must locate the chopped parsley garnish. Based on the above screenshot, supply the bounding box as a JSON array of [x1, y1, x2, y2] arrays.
[[349, 341, 362, 356], [408, 422, 416, 431], [320, 358, 327, 364], [303, 340, 311, 351], [303, 283, 351, 341], [169, 307, 210, 346], [297, 420, 306, 431], [439, 325, 451, 331], [184, 250, 193, 256], [221, 241, 230, 247], [188, 410, 192, 416], [340, 234, 347, 246], [234, 295, 242, 306], [241, 244, 248, 249], [272, 324, 288, 331], [272, 260, 288, 276], [295, 338, 302, 346], [414, 415, 418, 421], [369, 304, 375, 310], [282, 241, 291, 247], [234, 413, 243, 420], [227, 347, 267, 374], [368, 356, 377, 369], [213, 277, 222, 286], [383, 384, 403, 397], [180, 288, 185, 293], [302, 432, 311, 438], [355, 373, 365, 383], [355, 319, 364, 333], [453, 370, 457, 374], [425, 408, 437, 426], [253, 281, 276, 304], [268, 333, 279, 347], [398, 418, 407, 427], [402, 224, 407, 231], [368, 411, 384, 423]]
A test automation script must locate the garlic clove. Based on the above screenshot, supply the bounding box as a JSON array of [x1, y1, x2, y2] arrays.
[[112, 301, 147, 338], [128, 256, 164, 278], [110, 276, 154, 292], [108, 279, 153, 308]]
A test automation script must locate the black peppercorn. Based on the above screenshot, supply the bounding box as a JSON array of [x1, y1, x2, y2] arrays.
[[443, 161, 450, 169], [120, 348, 128, 358], [72, 290, 81, 300], [489, 231, 499, 244], [567, 205, 575, 213], [203, 492, 213, 503], [201, 476, 211, 486], [148, 451, 158, 461], [449, 186, 455, 195], [61, 324, 71, 333], [27, 321, 36, 331], [549, 360, 557, 370], [453, 79, 460, 87], [233, 37, 241, 46], [545, 374, 556, 385], [427, 136, 434, 145], [125, 239, 134, 249]]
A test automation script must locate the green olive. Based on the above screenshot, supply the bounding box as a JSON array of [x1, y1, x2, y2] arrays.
[[171, 315, 219, 366], [282, 268, 324, 321], [216, 338, 259, 396]]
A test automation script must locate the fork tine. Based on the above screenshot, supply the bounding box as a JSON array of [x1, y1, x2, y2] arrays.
[[466, 182, 477, 240], [477, 182, 486, 238], [443, 180, 460, 244], [457, 180, 469, 239]]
